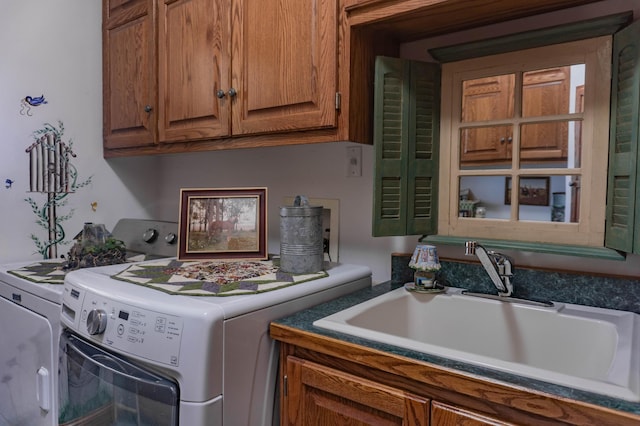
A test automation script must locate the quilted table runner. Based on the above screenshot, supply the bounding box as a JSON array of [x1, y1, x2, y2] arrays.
[[111, 258, 328, 296]]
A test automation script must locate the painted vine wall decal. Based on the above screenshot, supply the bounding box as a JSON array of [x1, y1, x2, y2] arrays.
[[24, 121, 92, 259]]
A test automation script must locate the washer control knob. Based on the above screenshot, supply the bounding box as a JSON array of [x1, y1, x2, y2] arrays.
[[165, 233, 177, 244], [143, 228, 158, 243], [86, 309, 107, 335]]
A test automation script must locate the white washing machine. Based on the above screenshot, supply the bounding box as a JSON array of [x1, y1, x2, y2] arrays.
[[58, 260, 371, 425], [0, 219, 179, 426]]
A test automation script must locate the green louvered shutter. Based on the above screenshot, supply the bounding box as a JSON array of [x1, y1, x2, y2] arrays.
[[606, 20, 640, 253], [373, 57, 408, 236], [407, 61, 440, 235], [372, 56, 440, 237]]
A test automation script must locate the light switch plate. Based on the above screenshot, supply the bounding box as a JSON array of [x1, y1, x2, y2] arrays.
[[346, 146, 362, 177]]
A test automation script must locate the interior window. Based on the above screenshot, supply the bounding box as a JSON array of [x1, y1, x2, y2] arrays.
[[439, 37, 611, 247]]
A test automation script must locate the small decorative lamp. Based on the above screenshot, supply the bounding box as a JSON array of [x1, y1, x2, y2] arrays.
[[409, 244, 441, 289]]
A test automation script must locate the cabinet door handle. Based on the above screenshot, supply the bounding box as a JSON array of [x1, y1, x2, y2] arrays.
[[144, 105, 153, 113], [507, 137, 513, 143], [500, 137, 506, 144], [228, 88, 237, 98], [216, 89, 226, 99]]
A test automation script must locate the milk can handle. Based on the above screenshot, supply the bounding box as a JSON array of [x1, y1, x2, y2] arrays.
[[294, 195, 309, 207]]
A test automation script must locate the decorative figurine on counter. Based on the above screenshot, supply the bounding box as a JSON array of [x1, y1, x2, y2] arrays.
[[407, 244, 443, 293], [24, 121, 92, 259]]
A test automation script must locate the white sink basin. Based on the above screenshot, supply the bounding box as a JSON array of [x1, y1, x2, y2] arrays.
[[313, 286, 640, 401]]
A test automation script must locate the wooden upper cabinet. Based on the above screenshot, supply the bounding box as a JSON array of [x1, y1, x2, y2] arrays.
[[231, 0, 338, 135], [103, 0, 157, 149], [158, 0, 230, 142], [103, 0, 338, 152]]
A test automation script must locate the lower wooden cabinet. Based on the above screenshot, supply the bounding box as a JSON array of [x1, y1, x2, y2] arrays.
[[281, 353, 518, 426], [273, 337, 639, 426], [431, 401, 515, 426], [283, 356, 429, 425]]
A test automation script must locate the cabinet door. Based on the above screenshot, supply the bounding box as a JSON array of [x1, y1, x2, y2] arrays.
[[231, 0, 338, 136], [158, 0, 231, 142], [431, 401, 515, 426], [284, 356, 430, 425], [103, 0, 157, 149]]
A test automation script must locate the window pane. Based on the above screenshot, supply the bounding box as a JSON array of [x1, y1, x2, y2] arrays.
[[459, 176, 510, 219], [522, 65, 585, 118], [461, 74, 515, 122], [516, 175, 579, 223], [522, 67, 569, 117], [459, 126, 512, 169], [519, 120, 582, 169]]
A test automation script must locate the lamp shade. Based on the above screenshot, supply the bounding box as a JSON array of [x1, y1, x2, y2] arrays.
[[409, 244, 441, 271]]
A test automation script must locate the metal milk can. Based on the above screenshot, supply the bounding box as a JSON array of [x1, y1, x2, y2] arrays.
[[279, 196, 324, 274]]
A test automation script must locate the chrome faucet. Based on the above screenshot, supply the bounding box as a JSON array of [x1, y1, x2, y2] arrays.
[[464, 241, 514, 297]]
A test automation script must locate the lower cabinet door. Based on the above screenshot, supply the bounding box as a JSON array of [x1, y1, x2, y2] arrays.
[[431, 401, 516, 426], [284, 356, 430, 425]]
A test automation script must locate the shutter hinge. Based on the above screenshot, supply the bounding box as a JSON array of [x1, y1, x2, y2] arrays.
[[335, 92, 341, 110], [283, 375, 288, 397]]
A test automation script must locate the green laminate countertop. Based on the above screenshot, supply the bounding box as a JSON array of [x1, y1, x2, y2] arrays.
[[272, 280, 640, 416]]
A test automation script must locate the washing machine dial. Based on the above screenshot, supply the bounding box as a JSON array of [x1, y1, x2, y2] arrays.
[[143, 228, 158, 243], [86, 309, 107, 335]]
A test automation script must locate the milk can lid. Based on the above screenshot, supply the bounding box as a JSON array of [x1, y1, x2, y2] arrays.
[[280, 195, 323, 217]]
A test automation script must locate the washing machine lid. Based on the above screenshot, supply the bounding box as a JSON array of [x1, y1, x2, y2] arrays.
[[64, 259, 372, 318], [0, 219, 179, 306], [0, 260, 65, 304]]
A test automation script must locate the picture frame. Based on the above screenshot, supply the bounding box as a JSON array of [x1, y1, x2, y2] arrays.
[[504, 177, 550, 206], [178, 187, 267, 261]]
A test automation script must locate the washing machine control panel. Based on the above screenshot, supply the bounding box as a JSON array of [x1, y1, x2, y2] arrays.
[[62, 284, 184, 367]]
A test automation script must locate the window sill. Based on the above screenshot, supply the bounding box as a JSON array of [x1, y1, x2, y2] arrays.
[[423, 235, 626, 261]]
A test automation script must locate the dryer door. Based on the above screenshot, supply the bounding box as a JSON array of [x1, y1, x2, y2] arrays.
[[58, 331, 179, 426], [0, 294, 55, 426]]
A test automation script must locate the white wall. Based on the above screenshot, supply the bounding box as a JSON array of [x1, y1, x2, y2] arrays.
[[1, 0, 638, 283], [153, 143, 418, 281], [0, 1, 157, 263]]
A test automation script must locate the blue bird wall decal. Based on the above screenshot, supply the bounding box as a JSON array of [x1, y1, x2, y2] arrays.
[[20, 95, 48, 116], [24, 95, 48, 106]]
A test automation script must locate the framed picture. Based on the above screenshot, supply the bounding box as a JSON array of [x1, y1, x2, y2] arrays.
[[178, 187, 267, 261], [504, 177, 550, 206]]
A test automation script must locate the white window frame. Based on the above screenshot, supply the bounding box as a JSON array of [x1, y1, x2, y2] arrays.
[[438, 37, 612, 247]]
